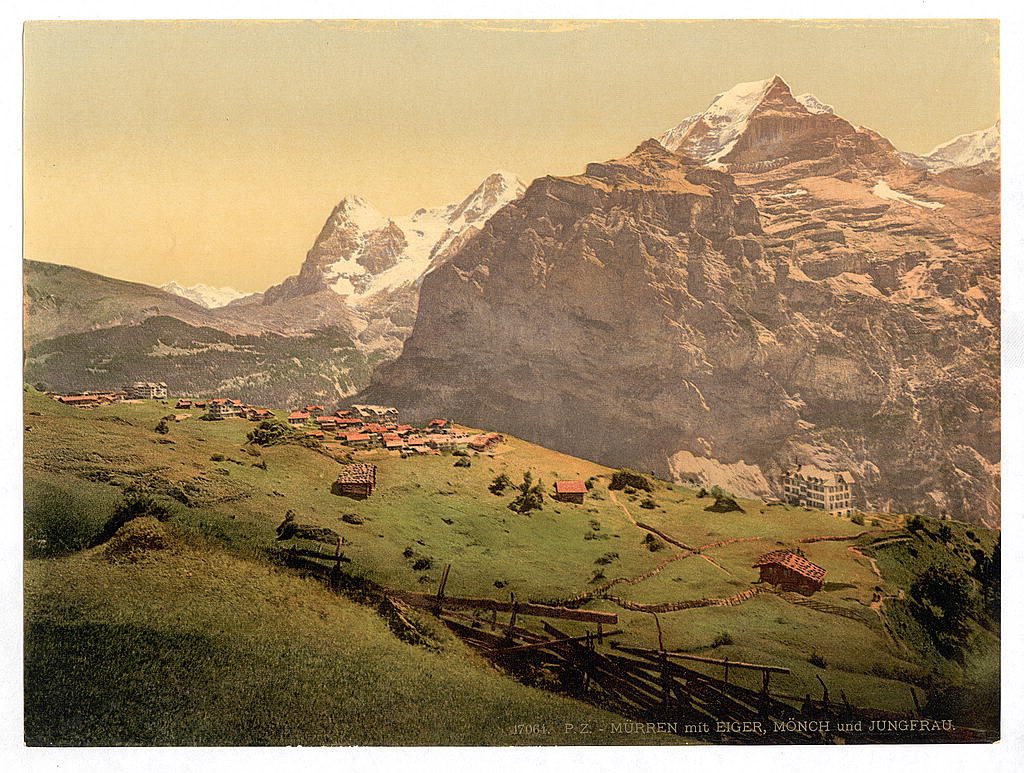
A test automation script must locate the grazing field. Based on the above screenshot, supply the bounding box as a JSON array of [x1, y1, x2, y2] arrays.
[[23, 388, 1000, 742]]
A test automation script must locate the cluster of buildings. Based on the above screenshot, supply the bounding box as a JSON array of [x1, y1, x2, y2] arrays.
[[45, 381, 169, 407], [286, 407, 504, 455], [780, 465, 855, 515]]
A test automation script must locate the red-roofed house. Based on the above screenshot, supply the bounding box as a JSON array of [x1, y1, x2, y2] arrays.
[[304, 405, 325, 417], [554, 480, 587, 504], [339, 432, 371, 447], [752, 551, 826, 595], [287, 411, 311, 426]]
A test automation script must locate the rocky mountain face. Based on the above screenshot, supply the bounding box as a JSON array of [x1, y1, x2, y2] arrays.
[[361, 76, 1000, 526]]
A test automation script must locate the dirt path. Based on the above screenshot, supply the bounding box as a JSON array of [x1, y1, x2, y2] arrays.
[[599, 585, 762, 614]]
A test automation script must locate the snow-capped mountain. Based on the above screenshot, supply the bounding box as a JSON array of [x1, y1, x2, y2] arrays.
[[160, 281, 250, 308], [654, 75, 890, 171], [901, 122, 1000, 172], [277, 171, 527, 304]]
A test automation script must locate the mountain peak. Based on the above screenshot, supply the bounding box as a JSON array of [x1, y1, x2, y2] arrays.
[[160, 281, 249, 309], [659, 76, 800, 164]]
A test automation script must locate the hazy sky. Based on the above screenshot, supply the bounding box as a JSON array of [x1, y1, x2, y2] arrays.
[[23, 19, 999, 293]]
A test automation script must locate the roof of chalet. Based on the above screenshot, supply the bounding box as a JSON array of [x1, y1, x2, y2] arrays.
[[752, 551, 827, 582], [342, 433, 370, 441], [287, 411, 310, 420], [555, 480, 587, 494], [335, 464, 376, 484]]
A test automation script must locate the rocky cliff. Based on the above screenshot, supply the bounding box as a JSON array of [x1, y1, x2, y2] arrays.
[[361, 77, 1000, 526]]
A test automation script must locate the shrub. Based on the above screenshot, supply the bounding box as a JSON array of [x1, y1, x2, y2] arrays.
[[639, 497, 656, 509], [709, 484, 734, 500], [210, 453, 226, 462], [584, 478, 596, 490], [711, 632, 734, 648], [253, 459, 268, 470], [452, 449, 469, 457], [594, 552, 619, 565], [412, 557, 433, 571], [153, 419, 170, 435], [508, 471, 544, 514], [938, 524, 953, 543], [589, 569, 606, 584], [623, 486, 637, 495], [871, 519, 881, 527], [91, 491, 172, 547], [809, 652, 828, 669], [453, 457, 471, 468], [402, 547, 415, 559], [907, 514, 925, 533], [489, 473, 512, 495], [494, 580, 506, 589], [609, 469, 652, 492], [642, 533, 665, 552], [851, 513, 865, 525], [247, 419, 298, 447], [341, 513, 363, 525]]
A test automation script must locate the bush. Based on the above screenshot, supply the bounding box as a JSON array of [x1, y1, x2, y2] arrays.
[[938, 524, 953, 543], [642, 533, 665, 552], [594, 552, 619, 565], [210, 453, 226, 462], [623, 486, 637, 495], [341, 513, 363, 525], [584, 478, 596, 490], [508, 471, 544, 514], [452, 449, 469, 457], [639, 497, 656, 509], [907, 514, 925, 533], [247, 419, 299, 447], [809, 652, 828, 669], [851, 513, 865, 526], [453, 457, 471, 468], [412, 557, 433, 571], [871, 519, 881, 527], [91, 491, 172, 547], [910, 564, 975, 656], [489, 473, 512, 495], [253, 459, 268, 470], [402, 547, 415, 559], [154, 419, 170, 435], [711, 632, 734, 648], [709, 484, 734, 500], [609, 469, 652, 492]]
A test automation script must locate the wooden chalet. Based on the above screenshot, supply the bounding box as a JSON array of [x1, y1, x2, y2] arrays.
[[752, 551, 826, 595], [331, 464, 377, 499], [304, 405, 326, 417], [339, 432, 371, 446], [553, 480, 587, 504], [287, 411, 310, 426]]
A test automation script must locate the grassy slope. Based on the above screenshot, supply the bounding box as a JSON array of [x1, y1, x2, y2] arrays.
[[23, 389, 1000, 741], [26, 542, 652, 746]]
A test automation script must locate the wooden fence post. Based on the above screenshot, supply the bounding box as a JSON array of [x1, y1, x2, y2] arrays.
[[723, 657, 730, 685]]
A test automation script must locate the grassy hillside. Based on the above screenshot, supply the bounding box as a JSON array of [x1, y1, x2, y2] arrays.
[[23, 388, 1000, 743]]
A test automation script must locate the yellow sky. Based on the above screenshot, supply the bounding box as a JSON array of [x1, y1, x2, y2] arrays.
[[23, 19, 999, 293]]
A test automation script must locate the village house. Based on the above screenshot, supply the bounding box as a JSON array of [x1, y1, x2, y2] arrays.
[[469, 433, 503, 452], [208, 398, 245, 419], [338, 432, 372, 447], [351, 404, 400, 423], [175, 399, 193, 409], [334, 410, 353, 419], [427, 418, 450, 432], [384, 438, 405, 451], [303, 405, 326, 417], [315, 416, 339, 428], [331, 464, 377, 499], [247, 409, 274, 421], [553, 480, 587, 504], [54, 393, 116, 407], [336, 417, 363, 430], [781, 465, 855, 515], [752, 551, 827, 595], [126, 381, 168, 399], [286, 411, 311, 426], [304, 430, 325, 439]]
